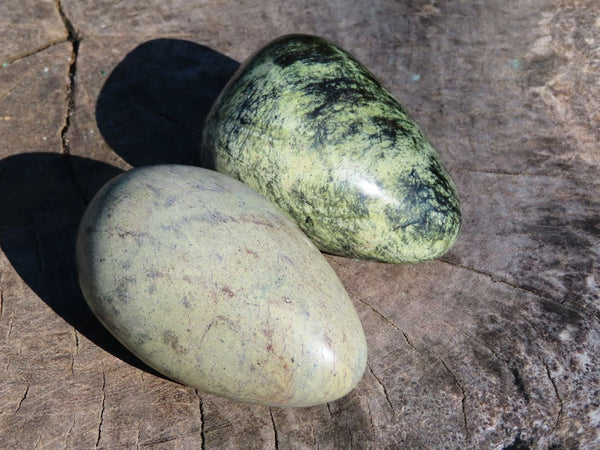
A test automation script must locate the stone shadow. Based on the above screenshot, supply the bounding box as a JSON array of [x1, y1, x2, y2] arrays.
[[0, 39, 239, 375], [0, 153, 144, 367], [95, 38, 240, 167]]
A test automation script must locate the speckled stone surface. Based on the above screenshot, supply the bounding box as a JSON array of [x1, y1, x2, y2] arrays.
[[201, 34, 461, 263], [76, 165, 367, 407]]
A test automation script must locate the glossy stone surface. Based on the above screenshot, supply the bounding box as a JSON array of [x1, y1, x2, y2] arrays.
[[76, 165, 367, 407], [201, 34, 461, 263]]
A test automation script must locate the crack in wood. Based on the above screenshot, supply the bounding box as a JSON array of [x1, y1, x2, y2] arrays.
[[516, 312, 548, 341], [64, 412, 76, 449], [134, 424, 140, 449], [202, 420, 234, 434], [74, 329, 80, 352], [70, 329, 79, 375], [54, 0, 87, 205], [1, 39, 70, 66], [269, 407, 279, 450], [56, 0, 79, 154], [352, 294, 417, 351], [138, 435, 182, 446], [0, 77, 26, 102], [438, 318, 537, 405], [427, 349, 470, 441], [5, 311, 14, 343], [461, 394, 468, 441], [440, 318, 533, 401], [33, 433, 43, 449], [195, 390, 205, 450], [434, 316, 558, 440], [437, 258, 587, 315], [95, 367, 106, 448], [438, 318, 505, 363], [15, 375, 32, 413], [367, 363, 394, 412]]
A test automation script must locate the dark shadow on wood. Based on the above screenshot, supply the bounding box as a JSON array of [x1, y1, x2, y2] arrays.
[[80, 38, 239, 374], [0, 40, 240, 376], [95, 38, 240, 167], [0, 152, 165, 378]]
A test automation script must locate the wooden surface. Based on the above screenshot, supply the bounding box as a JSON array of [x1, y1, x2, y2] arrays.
[[1, 0, 599, 448]]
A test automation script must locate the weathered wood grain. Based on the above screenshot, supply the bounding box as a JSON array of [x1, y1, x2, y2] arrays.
[[0, 0, 67, 64], [1, 0, 598, 448]]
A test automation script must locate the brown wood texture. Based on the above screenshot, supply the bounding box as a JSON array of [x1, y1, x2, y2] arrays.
[[1, 0, 599, 448]]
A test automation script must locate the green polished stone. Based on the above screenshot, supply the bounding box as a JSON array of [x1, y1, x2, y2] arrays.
[[76, 165, 367, 407], [201, 34, 461, 263]]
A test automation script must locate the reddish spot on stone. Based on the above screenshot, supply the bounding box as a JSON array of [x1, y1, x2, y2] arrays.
[[222, 286, 235, 298], [262, 328, 273, 338], [244, 215, 275, 228]]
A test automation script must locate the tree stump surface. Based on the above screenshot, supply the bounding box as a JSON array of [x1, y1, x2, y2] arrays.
[[1, 0, 599, 448]]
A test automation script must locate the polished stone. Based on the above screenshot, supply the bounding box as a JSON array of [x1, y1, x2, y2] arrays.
[[201, 35, 461, 263], [76, 165, 367, 407]]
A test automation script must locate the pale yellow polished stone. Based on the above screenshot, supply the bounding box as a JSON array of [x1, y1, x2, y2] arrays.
[[76, 165, 367, 407]]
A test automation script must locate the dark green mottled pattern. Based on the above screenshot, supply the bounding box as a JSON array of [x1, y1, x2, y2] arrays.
[[201, 35, 461, 263]]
